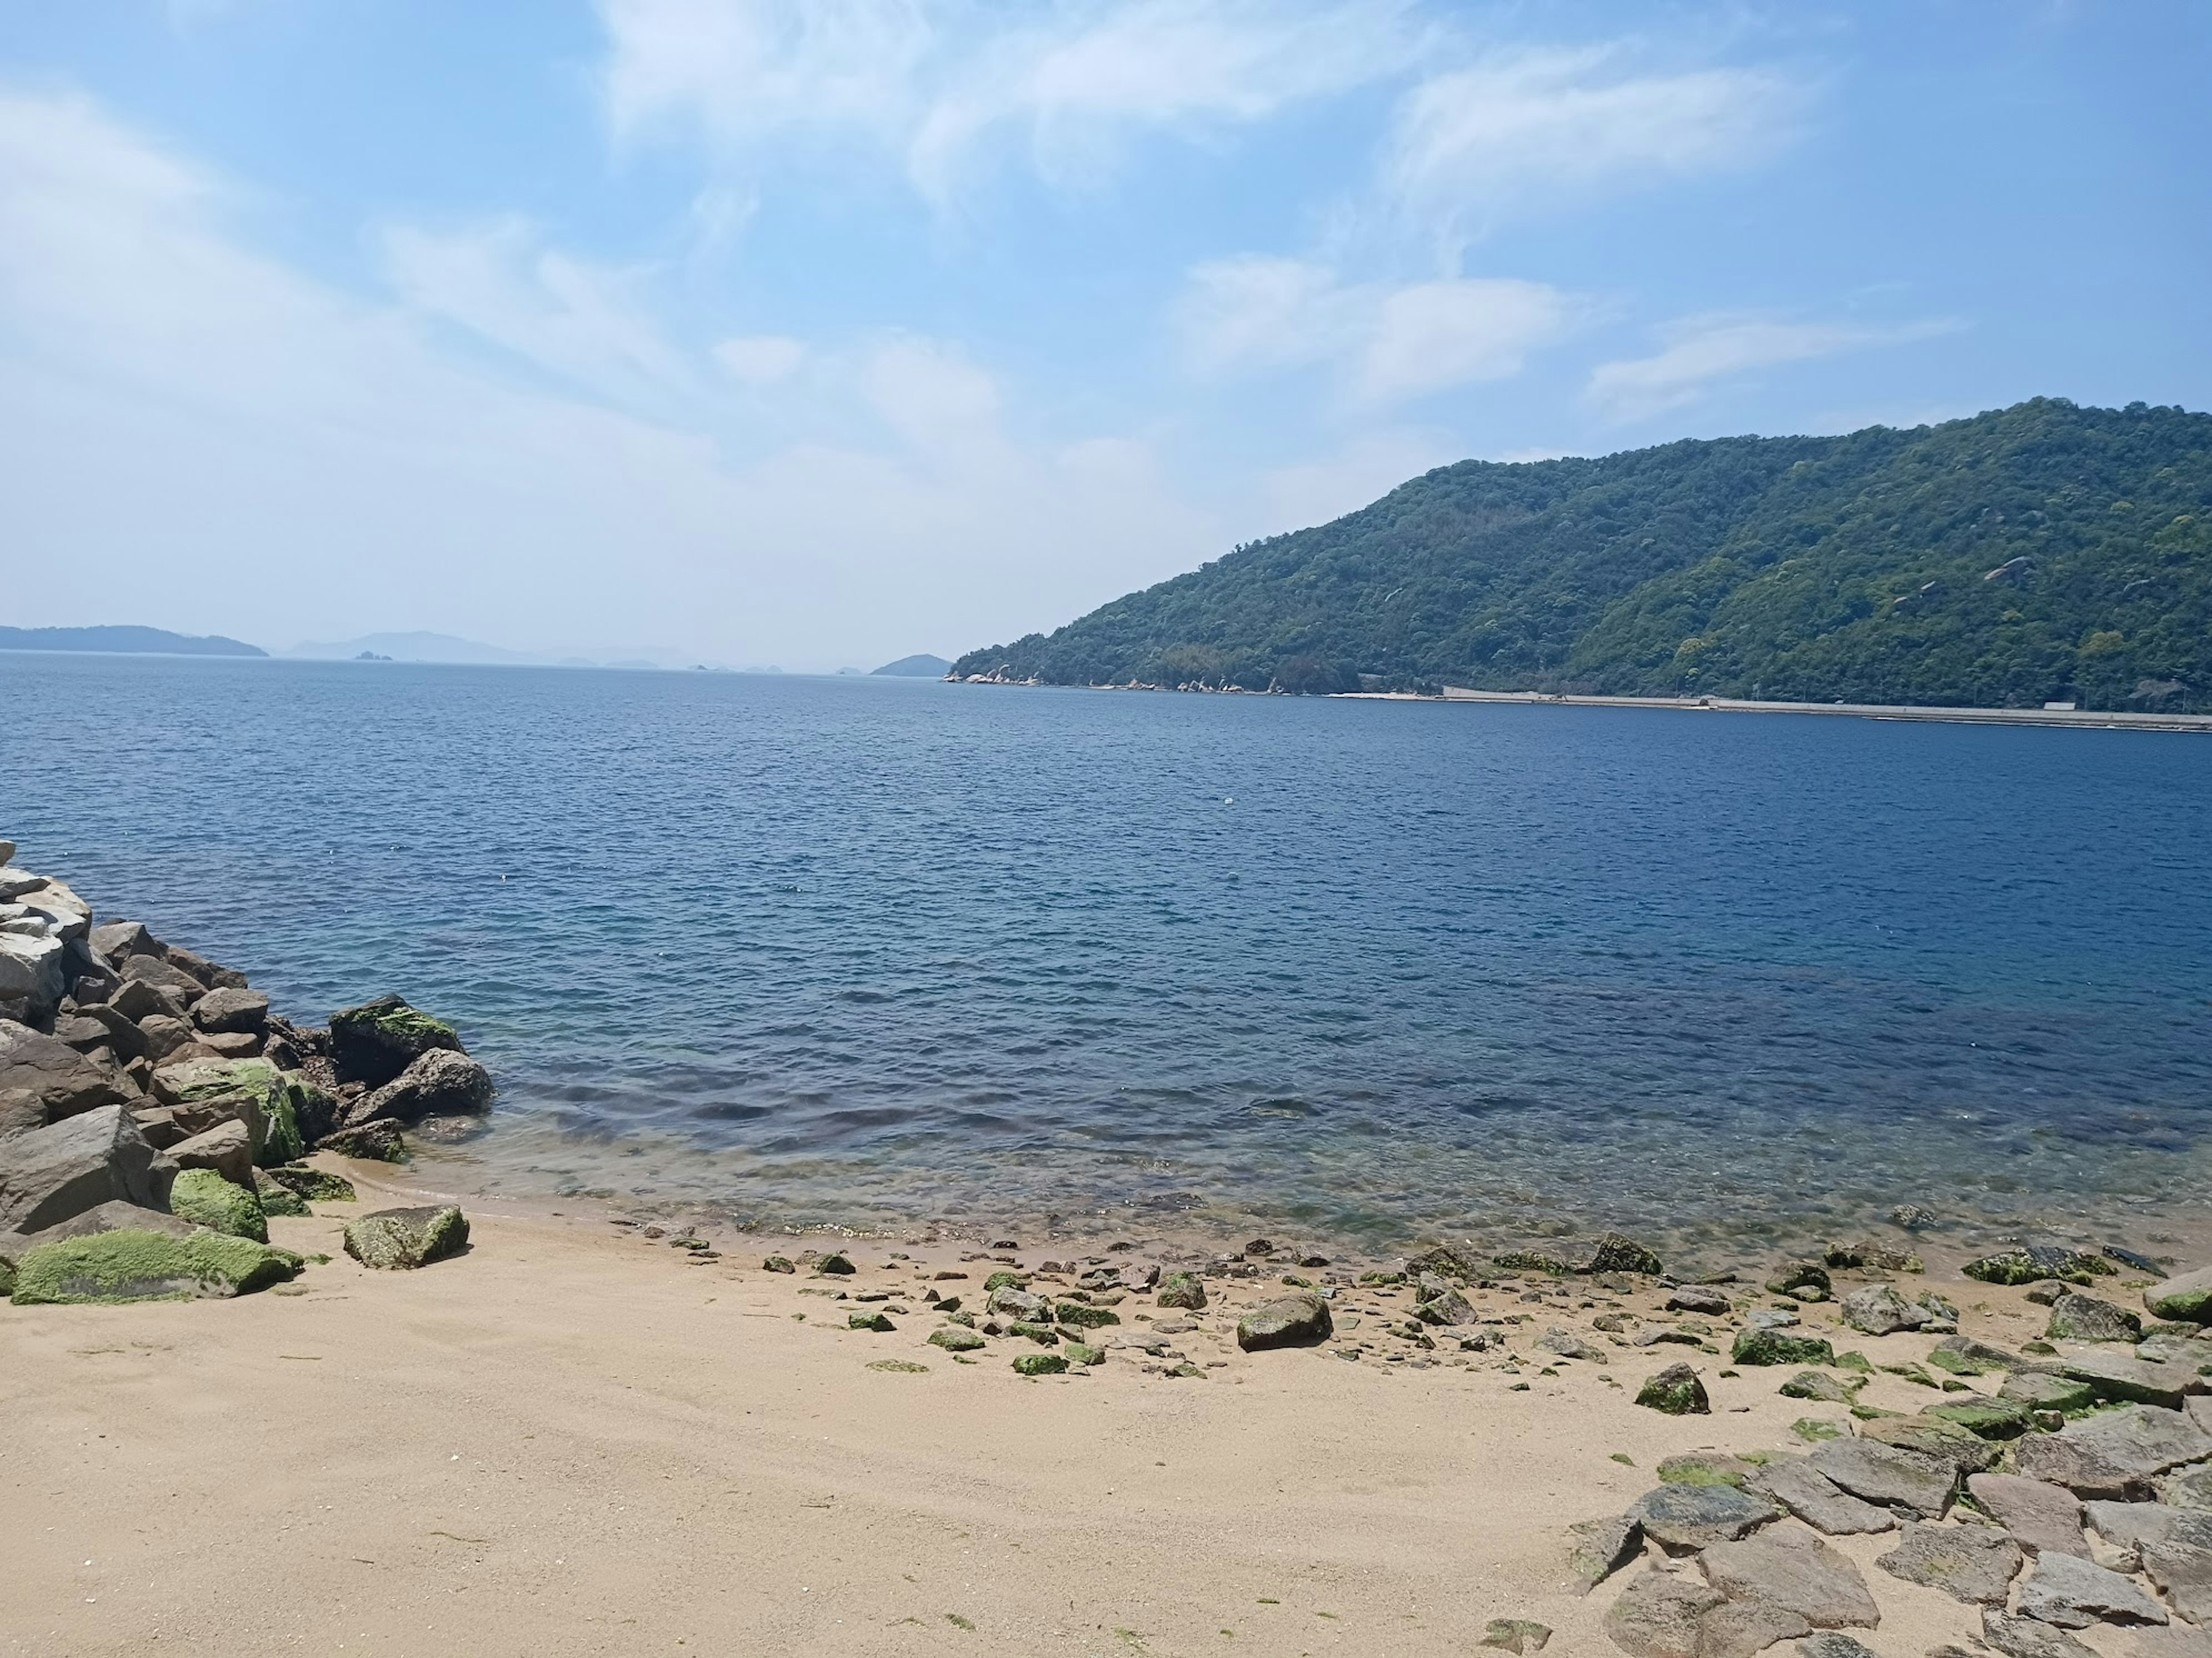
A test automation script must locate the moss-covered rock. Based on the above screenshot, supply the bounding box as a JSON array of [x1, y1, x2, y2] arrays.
[[1635, 1362, 1710, 1415], [1963, 1246, 2113, 1287], [848, 1311, 895, 1332], [1791, 1417, 1845, 1443], [328, 995, 461, 1087], [1065, 1341, 1106, 1366], [2145, 1265, 2212, 1325], [1494, 1250, 1571, 1276], [1922, 1397, 2031, 1440], [342, 1204, 468, 1270], [1732, 1327, 1836, 1367], [11, 1228, 300, 1303], [762, 1254, 796, 1273], [1156, 1270, 1207, 1310], [1780, 1369, 1858, 1402], [814, 1251, 855, 1275], [317, 1120, 407, 1162], [253, 1169, 310, 1217], [983, 1269, 1026, 1292], [168, 1167, 268, 1242], [1054, 1300, 1120, 1329], [927, 1326, 985, 1352], [263, 1164, 355, 1204], [1585, 1234, 1663, 1276], [1012, 1352, 1067, 1377], [1007, 1319, 1059, 1345], [1236, 1291, 1333, 1351], [1766, 1262, 1832, 1299]]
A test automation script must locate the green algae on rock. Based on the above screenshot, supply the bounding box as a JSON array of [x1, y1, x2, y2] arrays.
[[10, 1228, 301, 1303], [927, 1326, 984, 1352], [263, 1164, 355, 1204], [252, 1170, 310, 1217], [1012, 1352, 1067, 1376], [1963, 1246, 2114, 1287], [1733, 1327, 1836, 1367], [848, 1311, 896, 1332], [814, 1251, 855, 1276], [1635, 1362, 1710, 1415], [342, 1204, 468, 1270], [1155, 1270, 1207, 1310], [328, 994, 461, 1087], [1054, 1300, 1120, 1329], [168, 1167, 268, 1242], [1236, 1291, 1332, 1351]]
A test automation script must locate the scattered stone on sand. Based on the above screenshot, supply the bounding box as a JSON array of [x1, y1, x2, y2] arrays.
[[1236, 1291, 1331, 1351], [1781, 1371, 1857, 1403], [1699, 1524, 1880, 1627], [1566, 1515, 1643, 1595], [815, 1251, 856, 1275], [1698, 1596, 1812, 1658], [1601, 1566, 1728, 1658], [1965, 1246, 2114, 1287], [1793, 1636, 1880, 1658], [10, 1227, 299, 1304], [1011, 1352, 1066, 1377], [1156, 1270, 1207, 1310], [1539, 1326, 1605, 1361], [1745, 1458, 1896, 1535], [1733, 1327, 1836, 1367], [848, 1311, 895, 1332], [1635, 1363, 1710, 1416], [1479, 1617, 1551, 1652], [1666, 1286, 1732, 1316], [1768, 1262, 1832, 1300], [168, 1166, 267, 1242], [1999, 1371, 2100, 1414], [1967, 1473, 2088, 1558], [927, 1325, 984, 1352], [1809, 1439, 1959, 1515], [2046, 1290, 2145, 1344], [1923, 1395, 2033, 1440], [1586, 1234, 1663, 1276], [2145, 1266, 2212, 1325], [1628, 1482, 1781, 1550], [1979, 1609, 2096, 1658], [1417, 1284, 1477, 1325], [1874, 1520, 2022, 1604], [2054, 1351, 2203, 1410], [2013, 1550, 2168, 1628], [342, 1204, 469, 1270], [1838, 1284, 1929, 1336], [1856, 1414, 2002, 1474]]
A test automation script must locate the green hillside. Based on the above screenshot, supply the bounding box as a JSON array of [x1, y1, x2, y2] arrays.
[[950, 399, 2212, 711]]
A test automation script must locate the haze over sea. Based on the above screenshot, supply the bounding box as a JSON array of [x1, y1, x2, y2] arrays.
[[6, 652, 2209, 1255]]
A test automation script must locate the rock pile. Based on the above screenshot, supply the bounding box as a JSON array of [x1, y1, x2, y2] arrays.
[[0, 841, 485, 1302]]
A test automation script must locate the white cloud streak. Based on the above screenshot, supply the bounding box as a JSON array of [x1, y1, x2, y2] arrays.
[[1587, 313, 1959, 423]]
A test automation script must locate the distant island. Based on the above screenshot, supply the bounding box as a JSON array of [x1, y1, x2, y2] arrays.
[[872, 653, 953, 677], [952, 399, 2212, 712], [0, 625, 267, 658]]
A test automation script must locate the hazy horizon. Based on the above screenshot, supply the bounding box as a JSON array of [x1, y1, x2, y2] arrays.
[[4, 2, 2207, 671]]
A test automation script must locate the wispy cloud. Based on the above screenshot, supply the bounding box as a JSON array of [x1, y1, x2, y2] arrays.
[[1588, 312, 1960, 423], [1381, 48, 1804, 252], [1179, 256, 1584, 407]]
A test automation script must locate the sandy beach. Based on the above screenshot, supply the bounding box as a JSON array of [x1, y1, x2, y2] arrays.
[[7, 1159, 2203, 1658]]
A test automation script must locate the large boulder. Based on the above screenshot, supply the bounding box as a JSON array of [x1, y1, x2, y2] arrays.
[[190, 987, 269, 1035], [2014, 1551, 2168, 1628], [1809, 1437, 1959, 1513], [0, 1105, 173, 1233], [0, 932, 66, 1012], [1967, 1473, 2089, 1558], [164, 945, 247, 992], [343, 1204, 468, 1269], [10, 1228, 299, 1303], [110, 977, 189, 1025], [2147, 1265, 2212, 1325], [1627, 1482, 1781, 1549], [317, 1119, 406, 1161], [168, 1119, 255, 1187], [1235, 1291, 1332, 1350], [329, 995, 461, 1087], [168, 1166, 267, 1242], [343, 1048, 492, 1126], [1745, 1457, 1895, 1535], [0, 1019, 133, 1125], [1839, 1283, 1931, 1335], [89, 920, 159, 966], [1698, 1526, 1879, 1627], [1965, 1246, 2113, 1287], [1876, 1520, 2023, 1604], [146, 1058, 303, 1163], [122, 954, 209, 1006]]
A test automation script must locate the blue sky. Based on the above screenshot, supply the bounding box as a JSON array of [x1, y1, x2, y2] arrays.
[[3, 2, 2206, 668]]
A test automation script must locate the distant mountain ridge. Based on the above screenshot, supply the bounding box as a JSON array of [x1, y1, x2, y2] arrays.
[[951, 398, 2212, 712], [0, 625, 266, 657]]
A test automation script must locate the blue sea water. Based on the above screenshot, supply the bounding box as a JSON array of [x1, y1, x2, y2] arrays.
[[5, 652, 2209, 1253]]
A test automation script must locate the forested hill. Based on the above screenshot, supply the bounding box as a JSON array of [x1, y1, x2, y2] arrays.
[[951, 399, 2212, 711]]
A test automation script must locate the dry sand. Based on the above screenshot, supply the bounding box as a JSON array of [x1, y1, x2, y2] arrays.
[[0, 1164, 2190, 1658]]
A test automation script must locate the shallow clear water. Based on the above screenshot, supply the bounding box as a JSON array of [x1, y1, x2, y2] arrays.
[[5, 652, 2210, 1253]]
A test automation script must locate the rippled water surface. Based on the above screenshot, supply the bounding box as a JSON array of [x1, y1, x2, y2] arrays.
[[5, 653, 2210, 1253]]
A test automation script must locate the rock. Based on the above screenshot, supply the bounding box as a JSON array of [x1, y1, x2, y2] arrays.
[[342, 1204, 468, 1269], [1967, 1474, 2088, 1558], [10, 1227, 299, 1303], [1979, 1610, 2096, 1658], [1876, 1520, 2022, 1604], [1660, 1454, 1758, 1489], [344, 1048, 493, 1126], [1495, 1250, 1571, 1277], [1156, 1269, 1207, 1310], [1054, 1300, 1119, 1329], [0, 1104, 172, 1232], [1809, 1439, 1959, 1513], [2047, 1292, 2145, 1344], [1011, 1352, 1066, 1377], [263, 1162, 354, 1204], [1781, 1371, 1857, 1403], [1540, 1327, 1606, 1361], [1826, 1239, 1925, 1273], [15, 1199, 196, 1246], [1858, 1414, 2003, 1474], [1628, 1483, 1782, 1550], [1588, 1234, 1664, 1276], [2146, 1266, 2212, 1326], [168, 1118, 255, 1187], [1479, 1618, 1551, 1653], [1668, 1286, 1733, 1316], [847, 1311, 895, 1332], [89, 920, 158, 965], [137, 1015, 208, 1066], [328, 995, 461, 1088], [1966, 1247, 2113, 1288], [2015, 1551, 2168, 1627], [1416, 1286, 1478, 1325], [1745, 1458, 1896, 1535], [762, 1254, 795, 1273], [1404, 1242, 1486, 1279], [109, 978, 189, 1025], [1734, 1328, 1837, 1367], [1700, 1526, 1879, 1627], [0, 933, 66, 1014], [2051, 1406, 2212, 1480], [1933, 1334, 2025, 1372], [2081, 1501, 2212, 1566], [2001, 1372, 2101, 1413], [2141, 1541, 2212, 1623], [162, 946, 246, 992], [1696, 1598, 1811, 1658], [2162, 1463, 2212, 1510], [1636, 1363, 1710, 1416], [1566, 1515, 1643, 1594], [317, 1120, 406, 1161], [0, 1018, 132, 1124], [1236, 1291, 1332, 1350], [190, 987, 269, 1035], [1601, 1566, 1726, 1658], [197, 1032, 262, 1060], [1793, 1637, 1879, 1658], [122, 954, 208, 1006], [1769, 1263, 1834, 1299], [1923, 1397, 2033, 1440], [2056, 1352, 2206, 1410], [927, 1326, 984, 1352], [987, 1285, 1049, 1321], [1791, 1420, 1846, 1444], [252, 1168, 309, 1217], [168, 1166, 267, 1241], [1840, 1284, 1930, 1335]]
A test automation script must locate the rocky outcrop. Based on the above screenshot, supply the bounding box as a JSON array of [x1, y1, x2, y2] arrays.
[[343, 1048, 492, 1127], [329, 995, 461, 1088], [0, 1105, 173, 1234], [342, 1204, 469, 1269]]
